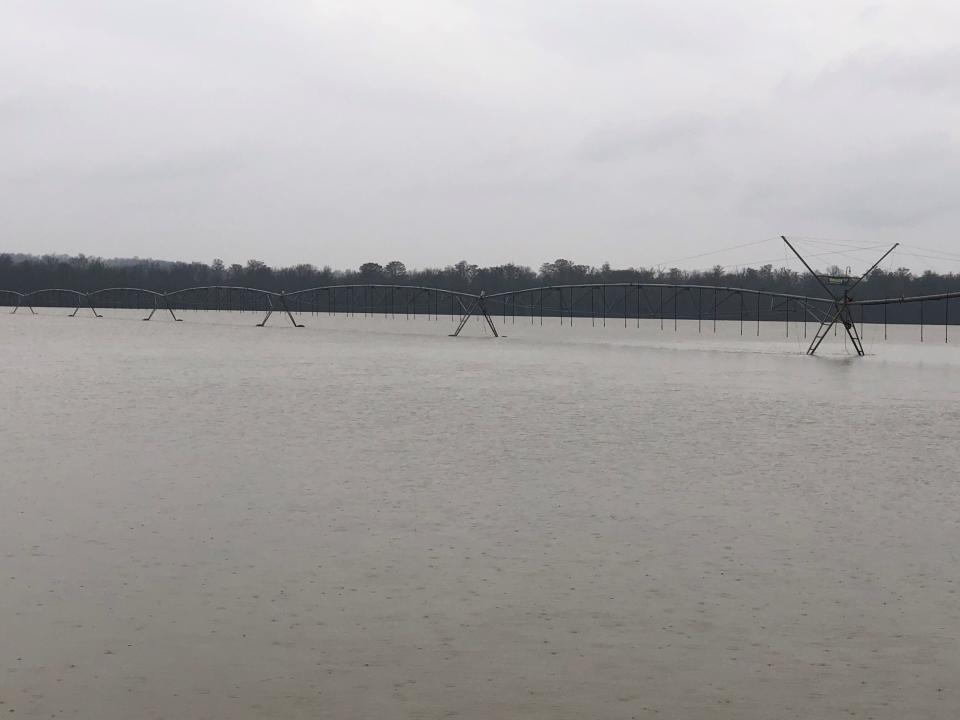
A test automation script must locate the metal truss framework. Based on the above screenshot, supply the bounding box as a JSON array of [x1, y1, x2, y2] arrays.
[[781, 236, 898, 356], [4, 246, 959, 356]]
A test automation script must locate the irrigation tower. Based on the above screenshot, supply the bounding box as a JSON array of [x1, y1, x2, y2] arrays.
[[781, 236, 898, 356]]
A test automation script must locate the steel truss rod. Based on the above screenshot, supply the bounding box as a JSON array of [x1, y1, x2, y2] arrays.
[[850, 289, 960, 306], [8, 273, 956, 355], [485, 282, 836, 310], [768, 295, 823, 325], [25, 289, 87, 317], [637, 286, 658, 317]]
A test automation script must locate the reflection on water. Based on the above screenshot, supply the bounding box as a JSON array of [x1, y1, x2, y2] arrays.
[[2, 310, 958, 719]]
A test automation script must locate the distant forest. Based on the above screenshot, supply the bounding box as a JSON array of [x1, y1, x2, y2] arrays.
[[1, 252, 957, 300], [2, 252, 958, 327]]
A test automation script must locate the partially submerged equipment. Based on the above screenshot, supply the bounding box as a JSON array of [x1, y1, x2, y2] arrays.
[[4, 238, 957, 356], [781, 236, 898, 356]]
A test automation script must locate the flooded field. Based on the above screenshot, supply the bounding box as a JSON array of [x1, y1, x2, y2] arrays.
[[2, 310, 958, 719]]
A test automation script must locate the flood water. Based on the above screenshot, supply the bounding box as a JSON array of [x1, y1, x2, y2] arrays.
[[2, 309, 959, 719]]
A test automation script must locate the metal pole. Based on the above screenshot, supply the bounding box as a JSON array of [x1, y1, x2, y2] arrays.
[[782, 236, 837, 299], [164, 294, 181, 322], [143, 296, 158, 321], [278, 291, 304, 327], [698, 287, 702, 333], [480, 292, 499, 337], [756, 292, 760, 336], [256, 294, 274, 327], [847, 242, 900, 294], [636, 284, 640, 329], [450, 298, 478, 336], [807, 305, 843, 356], [713, 289, 717, 333]]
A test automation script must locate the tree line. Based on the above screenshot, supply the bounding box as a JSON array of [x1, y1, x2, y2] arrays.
[[1, 253, 956, 301]]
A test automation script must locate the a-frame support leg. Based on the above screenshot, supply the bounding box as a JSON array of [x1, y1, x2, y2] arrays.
[[476, 295, 499, 337], [165, 296, 182, 321], [449, 293, 500, 337], [839, 305, 864, 356], [69, 295, 101, 318], [142, 295, 182, 321], [279, 292, 304, 327], [807, 304, 865, 356], [449, 297, 478, 336], [256, 295, 274, 327], [257, 292, 303, 328], [11, 299, 36, 315], [807, 306, 841, 355]]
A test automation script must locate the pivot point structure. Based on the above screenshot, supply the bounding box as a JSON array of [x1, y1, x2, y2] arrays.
[[781, 236, 898, 356]]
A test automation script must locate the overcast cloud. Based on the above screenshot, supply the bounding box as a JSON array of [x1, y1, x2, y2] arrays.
[[2, 0, 959, 271]]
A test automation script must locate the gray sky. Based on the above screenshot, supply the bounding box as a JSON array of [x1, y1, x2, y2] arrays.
[[2, 0, 959, 272]]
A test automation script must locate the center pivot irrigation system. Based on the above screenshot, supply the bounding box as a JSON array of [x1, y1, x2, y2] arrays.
[[780, 236, 898, 356], [4, 238, 959, 356]]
